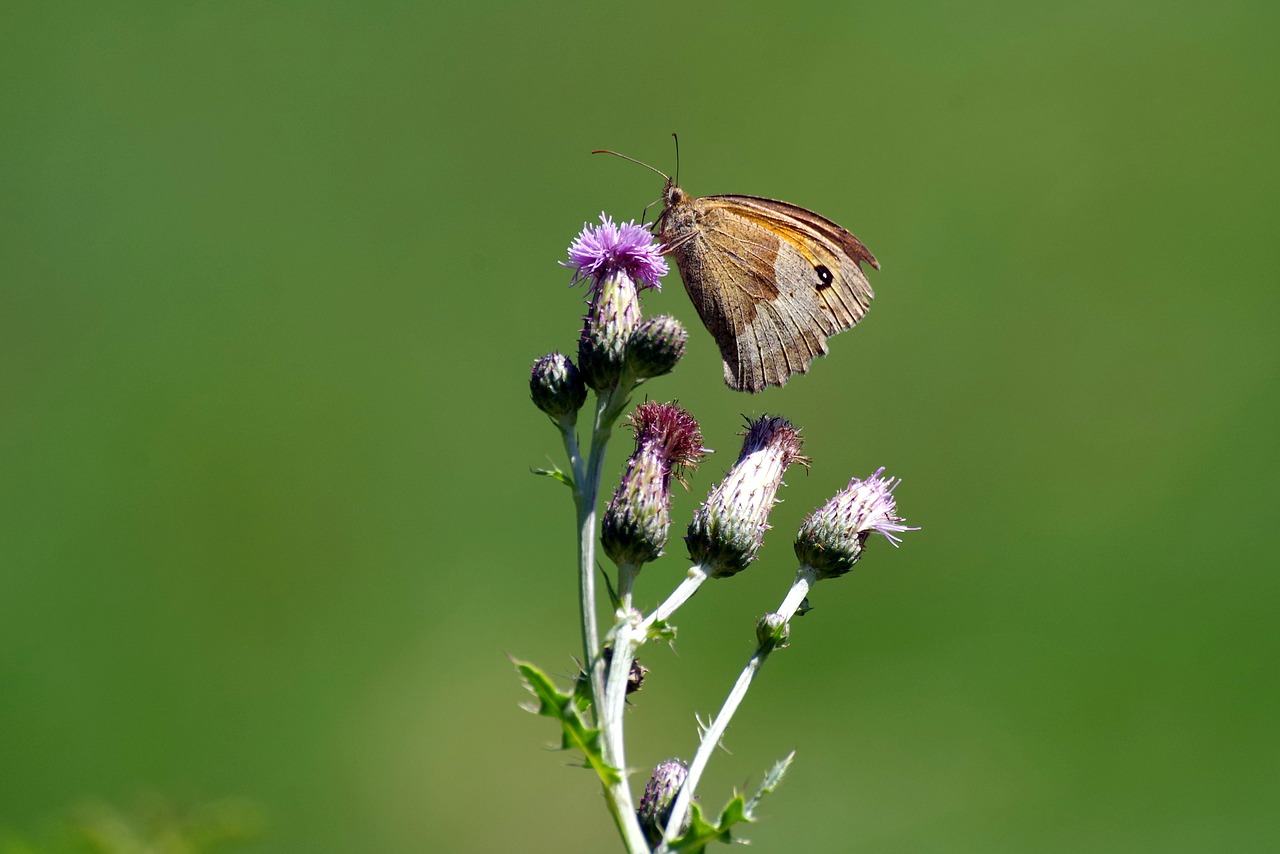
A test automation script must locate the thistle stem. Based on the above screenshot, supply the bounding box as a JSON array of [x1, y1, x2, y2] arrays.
[[642, 564, 709, 630], [658, 565, 821, 849], [575, 385, 648, 853], [659, 639, 774, 849]]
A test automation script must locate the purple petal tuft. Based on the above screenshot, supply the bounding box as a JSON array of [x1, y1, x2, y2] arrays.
[[563, 213, 668, 291]]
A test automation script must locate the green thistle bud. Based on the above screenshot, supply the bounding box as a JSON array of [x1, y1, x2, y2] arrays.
[[686, 416, 807, 578], [529, 353, 586, 421], [627, 315, 688, 379], [756, 612, 790, 648], [637, 758, 690, 846], [602, 402, 707, 569]]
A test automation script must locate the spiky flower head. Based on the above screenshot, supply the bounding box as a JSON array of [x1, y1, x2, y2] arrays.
[[637, 758, 690, 846], [602, 402, 707, 569], [563, 213, 668, 292], [794, 467, 917, 580], [565, 215, 668, 391], [627, 315, 688, 380], [529, 352, 586, 422], [686, 416, 807, 579]]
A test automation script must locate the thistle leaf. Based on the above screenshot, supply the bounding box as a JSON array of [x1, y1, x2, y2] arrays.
[[530, 466, 574, 489], [513, 659, 619, 786], [666, 752, 795, 851]]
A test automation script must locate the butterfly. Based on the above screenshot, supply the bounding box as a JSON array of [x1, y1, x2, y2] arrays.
[[597, 148, 879, 393]]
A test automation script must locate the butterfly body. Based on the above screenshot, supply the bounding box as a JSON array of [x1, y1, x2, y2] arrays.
[[655, 181, 879, 393]]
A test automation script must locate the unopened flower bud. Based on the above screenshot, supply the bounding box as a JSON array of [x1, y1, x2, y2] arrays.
[[637, 758, 690, 846], [601, 646, 649, 696], [794, 467, 917, 580], [628, 315, 687, 379], [756, 612, 790, 648], [602, 402, 706, 568], [686, 416, 807, 578], [529, 353, 586, 421]]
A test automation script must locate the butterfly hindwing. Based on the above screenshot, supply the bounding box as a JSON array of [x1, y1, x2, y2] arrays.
[[664, 193, 877, 392]]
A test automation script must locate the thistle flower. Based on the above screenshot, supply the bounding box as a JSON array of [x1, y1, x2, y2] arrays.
[[794, 467, 917, 580], [564, 215, 668, 391], [637, 758, 690, 846], [602, 402, 706, 569], [686, 416, 807, 579], [529, 352, 586, 422], [563, 214, 668, 291], [628, 315, 688, 379]]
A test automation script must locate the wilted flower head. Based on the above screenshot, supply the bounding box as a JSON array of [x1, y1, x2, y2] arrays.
[[529, 352, 586, 421], [637, 758, 690, 846], [563, 213, 668, 291], [602, 402, 707, 568], [601, 646, 649, 697], [794, 467, 917, 580], [686, 416, 807, 579]]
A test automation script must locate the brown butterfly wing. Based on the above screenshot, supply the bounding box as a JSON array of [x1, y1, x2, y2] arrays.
[[662, 193, 877, 392]]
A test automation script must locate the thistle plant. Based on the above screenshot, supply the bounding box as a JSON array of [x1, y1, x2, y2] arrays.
[[519, 212, 918, 852]]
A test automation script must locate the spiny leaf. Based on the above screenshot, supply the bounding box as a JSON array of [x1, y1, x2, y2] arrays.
[[666, 802, 727, 853], [744, 750, 795, 817], [646, 618, 678, 645], [666, 753, 793, 854], [512, 659, 620, 786], [530, 465, 574, 489]]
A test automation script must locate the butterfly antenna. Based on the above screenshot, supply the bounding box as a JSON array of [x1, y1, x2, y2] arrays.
[[671, 133, 680, 185], [591, 149, 671, 182]]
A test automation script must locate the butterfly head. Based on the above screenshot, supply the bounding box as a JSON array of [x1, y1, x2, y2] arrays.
[[663, 179, 687, 209]]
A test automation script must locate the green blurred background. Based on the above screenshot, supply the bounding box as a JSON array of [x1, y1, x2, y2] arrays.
[[3, 1, 1277, 851]]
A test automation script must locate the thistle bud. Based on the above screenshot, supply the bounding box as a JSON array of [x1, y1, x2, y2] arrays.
[[794, 467, 917, 580], [627, 315, 687, 379], [578, 270, 641, 390], [601, 646, 649, 696], [686, 416, 807, 578], [529, 353, 586, 421], [562, 214, 668, 392], [637, 758, 690, 846], [756, 612, 790, 648], [602, 402, 706, 569]]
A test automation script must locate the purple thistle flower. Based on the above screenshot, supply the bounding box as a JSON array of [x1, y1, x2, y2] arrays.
[[794, 467, 918, 580], [563, 213, 668, 292]]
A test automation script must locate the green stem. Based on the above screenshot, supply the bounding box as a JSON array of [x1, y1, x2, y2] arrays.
[[575, 384, 649, 853], [657, 565, 820, 849], [641, 564, 709, 630]]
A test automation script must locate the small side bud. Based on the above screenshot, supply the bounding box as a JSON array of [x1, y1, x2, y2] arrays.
[[686, 416, 807, 578], [601, 646, 649, 696], [637, 758, 690, 846], [602, 402, 707, 569], [529, 353, 586, 421], [756, 612, 790, 648], [794, 467, 918, 580], [628, 315, 688, 379]]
